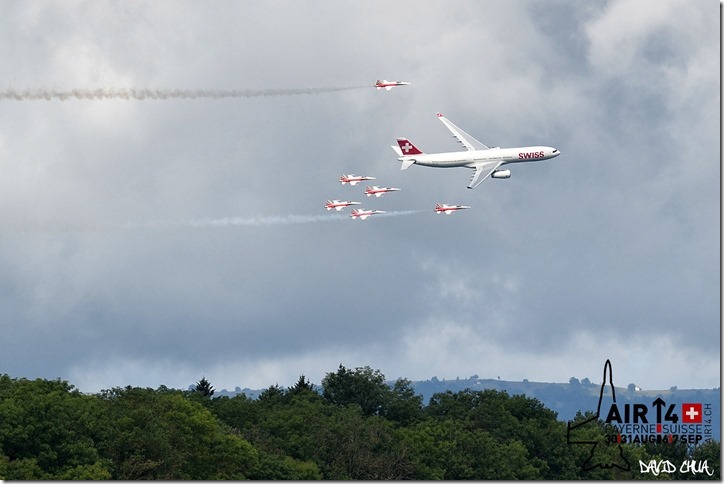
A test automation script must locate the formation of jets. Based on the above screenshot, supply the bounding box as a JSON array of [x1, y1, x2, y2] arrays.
[[331, 175, 397, 221], [327, 174, 470, 220], [374, 79, 411, 91], [392, 112, 560, 189], [323, 80, 559, 220]]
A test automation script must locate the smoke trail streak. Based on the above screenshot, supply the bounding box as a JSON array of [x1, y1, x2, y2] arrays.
[[124, 210, 422, 229], [181, 213, 347, 227], [374, 210, 422, 219], [0, 86, 368, 101], [0, 211, 423, 234]]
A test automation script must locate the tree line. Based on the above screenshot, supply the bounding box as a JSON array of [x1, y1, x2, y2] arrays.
[[0, 366, 719, 479]]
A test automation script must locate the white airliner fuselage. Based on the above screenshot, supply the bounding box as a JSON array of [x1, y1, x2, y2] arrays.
[[393, 113, 560, 189], [399, 145, 558, 168]]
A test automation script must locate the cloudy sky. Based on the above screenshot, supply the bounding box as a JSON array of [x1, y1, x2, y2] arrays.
[[0, 0, 719, 394]]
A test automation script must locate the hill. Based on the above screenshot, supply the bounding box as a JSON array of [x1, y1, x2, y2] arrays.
[[216, 376, 721, 440]]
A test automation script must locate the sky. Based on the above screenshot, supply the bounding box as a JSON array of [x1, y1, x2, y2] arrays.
[[0, 0, 719, 394]]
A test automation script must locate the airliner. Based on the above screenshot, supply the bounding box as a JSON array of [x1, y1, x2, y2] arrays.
[[391, 113, 560, 189]]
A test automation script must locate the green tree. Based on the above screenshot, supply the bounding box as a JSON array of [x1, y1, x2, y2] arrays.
[[425, 388, 490, 421], [99, 386, 259, 479], [383, 378, 423, 425], [288, 375, 316, 397], [258, 384, 287, 404], [400, 418, 542, 479], [206, 390, 323, 479], [193, 377, 215, 397], [688, 440, 720, 480], [565, 410, 650, 480], [0, 375, 111, 479], [322, 365, 390, 417], [206, 393, 260, 433], [313, 407, 413, 479], [0, 449, 8, 480]]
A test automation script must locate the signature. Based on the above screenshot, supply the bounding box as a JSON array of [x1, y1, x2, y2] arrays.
[[639, 459, 714, 477]]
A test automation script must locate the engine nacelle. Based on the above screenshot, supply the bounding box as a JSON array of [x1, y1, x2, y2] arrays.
[[491, 169, 511, 179]]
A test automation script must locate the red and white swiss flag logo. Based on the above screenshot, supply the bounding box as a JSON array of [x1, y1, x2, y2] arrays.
[[681, 403, 703, 424]]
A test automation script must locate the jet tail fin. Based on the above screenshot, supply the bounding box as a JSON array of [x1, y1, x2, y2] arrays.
[[396, 138, 424, 155], [394, 138, 421, 170]]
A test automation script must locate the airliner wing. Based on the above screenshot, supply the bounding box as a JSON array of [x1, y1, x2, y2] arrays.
[[468, 161, 503, 189], [437, 113, 489, 151]]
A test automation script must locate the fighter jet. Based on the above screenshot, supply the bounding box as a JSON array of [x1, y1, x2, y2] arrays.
[[340, 174, 376, 186], [435, 203, 471, 214], [350, 209, 386, 220], [364, 186, 401, 197], [374, 80, 411, 91], [391, 112, 561, 189], [325, 200, 361, 211]]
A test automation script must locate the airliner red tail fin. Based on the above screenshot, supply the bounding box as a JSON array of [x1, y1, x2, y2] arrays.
[[396, 138, 424, 155]]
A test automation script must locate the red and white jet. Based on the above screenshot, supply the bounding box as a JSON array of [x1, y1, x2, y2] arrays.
[[374, 79, 411, 91], [435, 203, 471, 214], [364, 186, 401, 197], [392, 113, 561, 189], [350, 208, 386, 220], [325, 200, 361, 211], [340, 174, 376, 186]]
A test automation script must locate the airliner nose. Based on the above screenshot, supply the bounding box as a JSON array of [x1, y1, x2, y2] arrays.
[[551, 148, 560, 156]]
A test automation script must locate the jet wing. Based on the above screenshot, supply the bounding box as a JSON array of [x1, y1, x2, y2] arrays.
[[467, 161, 504, 189], [437, 113, 489, 151]]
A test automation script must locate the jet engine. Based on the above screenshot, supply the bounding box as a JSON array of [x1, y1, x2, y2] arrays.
[[491, 169, 511, 179]]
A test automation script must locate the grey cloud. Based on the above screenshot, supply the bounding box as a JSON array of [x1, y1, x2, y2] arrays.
[[0, 1, 717, 392]]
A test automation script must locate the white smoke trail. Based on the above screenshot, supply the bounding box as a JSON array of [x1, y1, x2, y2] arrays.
[[374, 210, 422, 219], [124, 210, 422, 229], [0, 210, 423, 233], [0, 86, 368, 101], [180, 213, 348, 227]]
